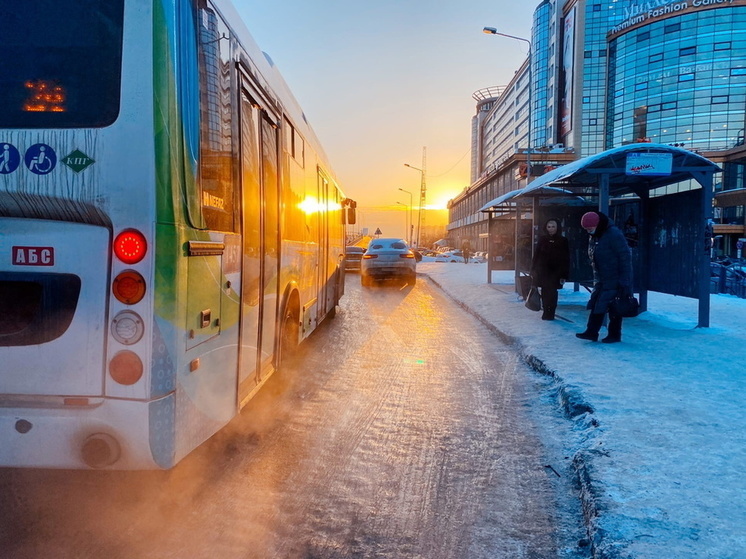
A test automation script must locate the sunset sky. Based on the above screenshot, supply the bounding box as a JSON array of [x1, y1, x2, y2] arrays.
[[235, 0, 536, 239]]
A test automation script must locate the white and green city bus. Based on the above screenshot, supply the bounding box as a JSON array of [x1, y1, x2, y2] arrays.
[[0, 0, 351, 469]]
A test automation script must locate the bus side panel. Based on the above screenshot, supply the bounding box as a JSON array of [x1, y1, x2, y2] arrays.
[[153, 3, 239, 465]]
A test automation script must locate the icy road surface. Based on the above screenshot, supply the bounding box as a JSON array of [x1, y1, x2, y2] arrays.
[[0, 276, 585, 558]]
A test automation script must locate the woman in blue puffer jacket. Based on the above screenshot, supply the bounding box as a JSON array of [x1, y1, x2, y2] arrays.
[[575, 211, 633, 343]]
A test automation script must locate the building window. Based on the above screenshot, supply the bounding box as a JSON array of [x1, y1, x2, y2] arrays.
[[679, 73, 695, 82], [583, 96, 591, 103], [731, 68, 746, 76], [637, 32, 650, 42], [715, 42, 731, 51], [649, 53, 663, 63], [589, 119, 598, 126], [712, 96, 729, 104], [680, 46, 696, 56], [592, 4, 602, 11], [598, 49, 607, 57], [664, 23, 680, 33], [635, 82, 648, 91], [662, 101, 677, 110], [584, 50, 593, 59]]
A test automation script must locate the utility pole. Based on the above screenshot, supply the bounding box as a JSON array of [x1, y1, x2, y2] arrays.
[[404, 146, 427, 248], [418, 147, 427, 248]]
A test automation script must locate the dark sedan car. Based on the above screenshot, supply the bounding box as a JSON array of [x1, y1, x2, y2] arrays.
[[360, 238, 416, 286], [345, 246, 365, 272]]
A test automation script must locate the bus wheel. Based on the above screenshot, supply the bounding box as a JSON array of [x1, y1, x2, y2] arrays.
[[279, 305, 300, 371]]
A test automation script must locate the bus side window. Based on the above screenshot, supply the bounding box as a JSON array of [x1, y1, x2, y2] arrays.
[[282, 116, 305, 169], [197, 6, 235, 232]]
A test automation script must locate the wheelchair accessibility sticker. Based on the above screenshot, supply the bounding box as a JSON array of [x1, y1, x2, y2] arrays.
[[24, 143, 56, 175], [0, 143, 21, 174]]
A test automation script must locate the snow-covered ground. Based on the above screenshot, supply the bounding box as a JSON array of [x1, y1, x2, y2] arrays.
[[418, 261, 746, 559]]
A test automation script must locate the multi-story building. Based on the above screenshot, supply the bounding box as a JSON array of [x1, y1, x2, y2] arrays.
[[448, 0, 576, 252], [448, 0, 746, 257], [605, 0, 746, 253]]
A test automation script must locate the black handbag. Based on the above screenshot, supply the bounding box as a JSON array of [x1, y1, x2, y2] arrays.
[[610, 294, 640, 318], [525, 287, 542, 312]]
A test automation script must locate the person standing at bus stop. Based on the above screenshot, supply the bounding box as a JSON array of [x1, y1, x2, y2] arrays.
[[530, 218, 570, 320], [461, 240, 472, 264], [576, 211, 633, 343]]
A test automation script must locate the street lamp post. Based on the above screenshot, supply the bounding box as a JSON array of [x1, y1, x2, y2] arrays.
[[404, 148, 427, 247], [398, 187, 414, 245], [483, 26, 532, 182], [396, 201, 409, 242]]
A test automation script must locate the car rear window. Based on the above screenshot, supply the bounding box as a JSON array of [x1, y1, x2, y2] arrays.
[[370, 240, 408, 250]]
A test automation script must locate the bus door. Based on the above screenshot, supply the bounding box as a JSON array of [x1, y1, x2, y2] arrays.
[[237, 87, 261, 404], [236, 84, 280, 404], [317, 172, 332, 320], [258, 107, 281, 378]]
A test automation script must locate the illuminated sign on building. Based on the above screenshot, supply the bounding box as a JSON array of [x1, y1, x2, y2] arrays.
[[609, 0, 746, 39]]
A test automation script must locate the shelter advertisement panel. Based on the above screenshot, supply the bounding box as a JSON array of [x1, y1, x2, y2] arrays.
[[625, 152, 673, 176]]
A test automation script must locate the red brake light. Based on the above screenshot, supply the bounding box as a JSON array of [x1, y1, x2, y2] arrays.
[[114, 229, 147, 264]]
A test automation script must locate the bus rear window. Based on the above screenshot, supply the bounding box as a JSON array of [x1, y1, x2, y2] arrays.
[[0, 1, 125, 129]]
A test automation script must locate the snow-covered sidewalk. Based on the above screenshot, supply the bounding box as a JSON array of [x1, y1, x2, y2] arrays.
[[418, 262, 746, 559]]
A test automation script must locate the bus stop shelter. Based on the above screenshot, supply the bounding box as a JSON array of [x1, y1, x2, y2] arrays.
[[481, 144, 720, 327]]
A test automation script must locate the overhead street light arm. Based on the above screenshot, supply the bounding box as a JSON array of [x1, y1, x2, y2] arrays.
[[482, 27, 531, 49], [483, 25, 533, 181]]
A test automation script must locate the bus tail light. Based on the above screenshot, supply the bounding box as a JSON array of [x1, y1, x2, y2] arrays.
[[113, 229, 147, 264], [109, 350, 143, 385], [112, 270, 146, 304], [111, 311, 144, 345]]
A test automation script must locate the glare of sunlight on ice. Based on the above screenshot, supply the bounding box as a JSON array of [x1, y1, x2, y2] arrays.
[[402, 357, 426, 365]]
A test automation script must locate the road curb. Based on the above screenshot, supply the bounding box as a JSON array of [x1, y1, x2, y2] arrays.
[[424, 273, 615, 559]]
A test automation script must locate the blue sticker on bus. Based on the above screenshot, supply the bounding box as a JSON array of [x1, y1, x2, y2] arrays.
[[24, 143, 57, 175], [0, 143, 21, 174]]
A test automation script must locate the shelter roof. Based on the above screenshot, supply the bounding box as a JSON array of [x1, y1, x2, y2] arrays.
[[479, 189, 522, 212], [519, 144, 721, 197], [480, 186, 579, 213]]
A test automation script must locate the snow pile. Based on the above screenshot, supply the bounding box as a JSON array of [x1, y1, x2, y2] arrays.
[[418, 262, 746, 559]]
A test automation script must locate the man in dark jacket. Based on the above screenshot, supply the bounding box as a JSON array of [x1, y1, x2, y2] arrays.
[[576, 211, 633, 343], [530, 218, 570, 320]]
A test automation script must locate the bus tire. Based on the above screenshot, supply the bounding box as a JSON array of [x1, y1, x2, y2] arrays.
[[328, 269, 339, 319], [278, 300, 300, 371]]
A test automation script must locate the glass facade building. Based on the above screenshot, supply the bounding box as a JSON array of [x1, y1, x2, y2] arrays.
[[531, 0, 553, 150], [448, 0, 746, 257], [577, 2, 621, 157], [607, 5, 746, 151]]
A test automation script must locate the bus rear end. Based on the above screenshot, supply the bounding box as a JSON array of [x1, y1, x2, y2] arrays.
[[0, 1, 166, 469]]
